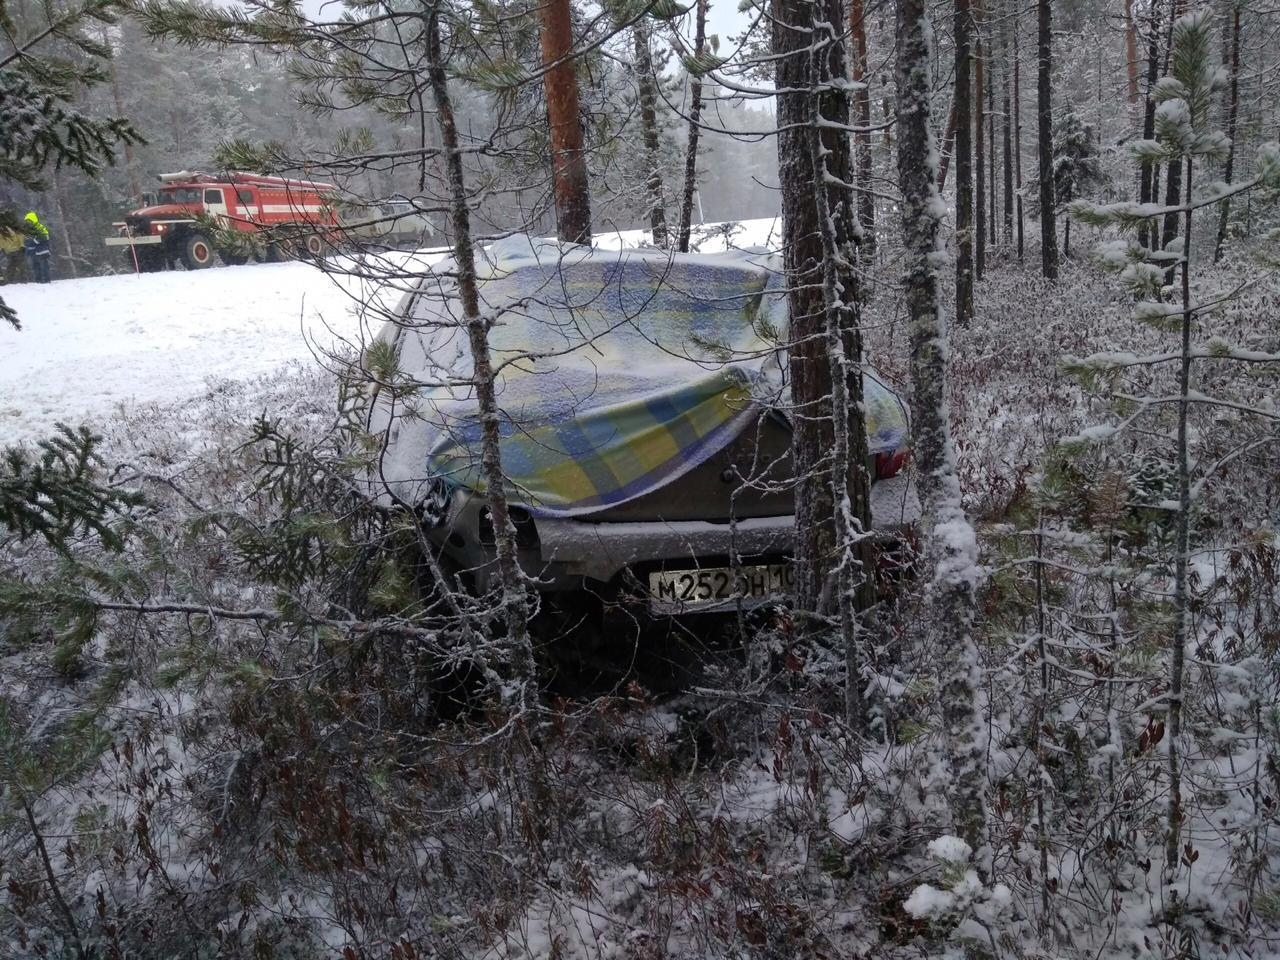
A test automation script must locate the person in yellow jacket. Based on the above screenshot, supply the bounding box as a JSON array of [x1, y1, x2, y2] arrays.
[[23, 211, 52, 284], [0, 225, 26, 283]]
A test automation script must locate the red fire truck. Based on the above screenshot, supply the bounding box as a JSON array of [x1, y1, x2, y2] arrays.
[[105, 170, 340, 271]]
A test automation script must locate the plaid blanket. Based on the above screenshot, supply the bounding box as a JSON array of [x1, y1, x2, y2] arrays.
[[371, 239, 909, 518]]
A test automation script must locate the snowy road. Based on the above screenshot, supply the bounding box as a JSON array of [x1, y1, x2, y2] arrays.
[[0, 261, 401, 445]]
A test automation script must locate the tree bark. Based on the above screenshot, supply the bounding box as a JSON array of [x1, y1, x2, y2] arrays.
[[1000, 0, 1014, 244], [1013, 1, 1024, 259], [1214, 3, 1240, 262], [975, 0, 986, 278], [1167, 151, 1193, 874], [955, 0, 975, 323], [1159, 0, 1184, 258], [936, 94, 958, 190], [850, 0, 876, 257], [50, 166, 78, 279], [676, 0, 708, 253], [1036, 0, 1059, 279], [426, 9, 537, 710], [894, 0, 986, 855], [633, 18, 668, 247], [1138, 0, 1162, 248], [987, 21, 997, 248], [537, 0, 592, 245], [772, 0, 875, 644], [1124, 0, 1141, 104], [107, 31, 143, 205]]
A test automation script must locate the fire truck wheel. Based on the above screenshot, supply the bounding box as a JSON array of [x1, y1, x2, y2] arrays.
[[220, 250, 249, 267], [302, 234, 325, 259], [265, 242, 286, 263], [181, 232, 216, 270]]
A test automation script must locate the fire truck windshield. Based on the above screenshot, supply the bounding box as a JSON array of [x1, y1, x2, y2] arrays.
[[158, 187, 202, 205]]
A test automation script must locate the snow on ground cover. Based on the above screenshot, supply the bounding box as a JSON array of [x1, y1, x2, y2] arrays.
[[0, 223, 778, 447]]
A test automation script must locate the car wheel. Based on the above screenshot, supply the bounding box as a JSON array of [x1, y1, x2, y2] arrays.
[[180, 232, 216, 270]]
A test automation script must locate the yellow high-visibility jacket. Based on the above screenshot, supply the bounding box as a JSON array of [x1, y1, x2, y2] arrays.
[[24, 212, 49, 240]]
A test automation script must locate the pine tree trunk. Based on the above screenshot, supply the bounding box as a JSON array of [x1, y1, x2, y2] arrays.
[[1214, 4, 1241, 262], [988, 34, 997, 248], [676, 0, 707, 253], [1124, 0, 1141, 104], [1014, 3, 1024, 259], [850, 0, 876, 258], [894, 0, 986, 855], [1159, 0, 1184, 258], [975, 0, 987, 278], [538, 0, 592, 245], [107, 32, 143, 205], [772, 0, 875, 644], [1000, 0, 1014, 244], [1138, 1, 1162, 248], [633, 18, 668, 247], [936, 95, 958, 190], [426, 10, 537, 712], [1167, 152, 1193, 874], [1036, 0, 1059, 279], [955, 0, 975, 323], [51, 167, 78, 279]]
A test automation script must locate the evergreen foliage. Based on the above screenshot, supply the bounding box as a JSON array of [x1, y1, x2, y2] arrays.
[[1068, 3, 1280, 898], [0, 424, 140, 552], [0, 0, 142, 326]]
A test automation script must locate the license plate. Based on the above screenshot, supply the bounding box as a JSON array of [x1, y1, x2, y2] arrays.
[[648, 563, 794, 613]]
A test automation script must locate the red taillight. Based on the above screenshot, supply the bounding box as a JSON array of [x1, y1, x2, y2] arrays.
[[875, 448, 910, 480]]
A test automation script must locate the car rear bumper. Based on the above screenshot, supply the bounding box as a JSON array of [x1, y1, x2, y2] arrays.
[[433, 473, 921, 594], [535, 472, 920, 581]]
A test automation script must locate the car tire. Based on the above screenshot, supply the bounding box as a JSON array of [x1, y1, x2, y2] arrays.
[[180, 232, 216, 270]]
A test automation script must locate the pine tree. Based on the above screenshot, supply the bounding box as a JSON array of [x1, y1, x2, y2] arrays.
[[538, 0, 592, 243], [675, 0, 709, 253], [1026, 105, 1101, 257], [0, 425, 140, 553], [955, 0, 976, 324], [1035, 0, 1059, 278], [1050, 108, 1100, 257], [1071, 6, 1280, 877], [894, 0, 987, 868], [772, 0, 876, 724]]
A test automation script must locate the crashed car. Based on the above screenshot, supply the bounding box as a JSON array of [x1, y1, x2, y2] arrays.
[[362, 238, 919, 615]]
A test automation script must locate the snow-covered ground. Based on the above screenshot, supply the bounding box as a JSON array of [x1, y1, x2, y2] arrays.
[[0, 220, 780, 446], [0, 263, 375, 444]]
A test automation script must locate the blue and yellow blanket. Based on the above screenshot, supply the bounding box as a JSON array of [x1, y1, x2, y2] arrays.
[[371, 239, 908, 518]]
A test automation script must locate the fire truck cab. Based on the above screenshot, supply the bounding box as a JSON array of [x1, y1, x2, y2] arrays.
[[105, 170, 339, 271]]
